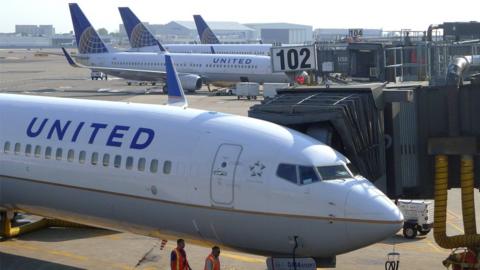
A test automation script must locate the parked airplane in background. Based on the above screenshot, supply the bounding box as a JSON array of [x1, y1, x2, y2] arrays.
[[0, 51, 403, 267], [193, 14, 221, 44], [194, 14, 266, 45], [67, 3, 289, 91], [119, 7, 271, 55]]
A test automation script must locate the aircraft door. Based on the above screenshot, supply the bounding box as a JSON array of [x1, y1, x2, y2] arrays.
[[210, 144, 242, 205]]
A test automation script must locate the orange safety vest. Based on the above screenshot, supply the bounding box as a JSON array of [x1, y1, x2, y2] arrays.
[[171, 248, 189, 270], [204, 254, 220, 270]]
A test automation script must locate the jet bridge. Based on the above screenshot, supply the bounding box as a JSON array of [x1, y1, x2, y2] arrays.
[[249, 84, 386, 182], [249, 81, 480, 198]]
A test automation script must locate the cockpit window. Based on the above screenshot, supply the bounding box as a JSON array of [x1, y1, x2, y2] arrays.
[[276, 163, 298, 184], [317, 165, 352, 180], [299, 166, 319, 185], [347, 162, 360, 176]]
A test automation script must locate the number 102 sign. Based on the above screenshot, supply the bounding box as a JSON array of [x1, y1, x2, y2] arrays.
[[271, 45, 317, 72]]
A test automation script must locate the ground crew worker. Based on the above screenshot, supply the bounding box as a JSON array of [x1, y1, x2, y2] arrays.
[[171, 239, 192, 270], [204, 246, 221, 270]]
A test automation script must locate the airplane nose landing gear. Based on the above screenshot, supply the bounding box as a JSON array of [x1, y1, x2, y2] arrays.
[[291, 235, 299, 270]]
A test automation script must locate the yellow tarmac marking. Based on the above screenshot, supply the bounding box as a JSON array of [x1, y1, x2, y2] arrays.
[[0, 240, 134, 270], [47, 250, 87, 261], [377, 240, 447, 254], [425, 239, 444, 253], [446, 209, 466, 233], [128, 239, 264, 265], [8, 241, 40, 251], [106, 234, 122, 240], [448, 222, 465, 234], [448, 209, 462, 220], [164, 241, 263, 264], [221, 252, 265, 264]]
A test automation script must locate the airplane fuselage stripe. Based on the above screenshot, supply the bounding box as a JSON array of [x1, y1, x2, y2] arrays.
[[1, 175, 402, 225]]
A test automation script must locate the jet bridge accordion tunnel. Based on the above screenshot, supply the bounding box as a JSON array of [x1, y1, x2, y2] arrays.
[[248, 83, 480, 199]]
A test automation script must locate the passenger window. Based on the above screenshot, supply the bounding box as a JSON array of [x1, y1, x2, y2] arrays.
[[45, 146, 52, 159], [114, 155, 121, 168], [276, 164, 298, 184], [138, 158, 146, 171], [25, 144, 32, 156], [34, 145, 41, 158], [299, 166, 319, 185], [91, 152, 98, 165], [79, 151, 86, 164], [163, 160, 172, 174], [103, 154, 110, 167], [56, 148, 62, 160], [14, 143, 21, 155], [126, 156, 134, 170], [150, 159, 158, 173], [317, 165, 352, 180], [4, 141, 10, 153], [67, 149, 74, 162]]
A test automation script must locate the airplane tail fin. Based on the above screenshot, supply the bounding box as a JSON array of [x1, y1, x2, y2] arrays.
[[156, 40, 167, 53], [69, 3, 109, 54], [165, 54, 188, 108], [118, 7, 158, 48], [193, 15, 220, 44]]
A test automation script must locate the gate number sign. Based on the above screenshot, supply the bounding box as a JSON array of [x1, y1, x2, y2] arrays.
[[271, 45, 317, 72]]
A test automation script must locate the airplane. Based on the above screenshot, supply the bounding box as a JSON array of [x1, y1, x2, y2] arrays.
[[119, 7, 271, 55], [193, 14, 266, 46], [0, 52, 403, 268], [193, 14, 221, 44], [67, 3, 290, 92]]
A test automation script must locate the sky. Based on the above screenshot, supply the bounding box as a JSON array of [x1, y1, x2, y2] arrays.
[[1, 0, 480, 34]]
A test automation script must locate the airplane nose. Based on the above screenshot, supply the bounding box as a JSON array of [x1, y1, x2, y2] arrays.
[[344, 179, 403, 248]]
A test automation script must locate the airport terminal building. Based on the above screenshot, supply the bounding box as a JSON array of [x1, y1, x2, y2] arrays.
[[119, 21, 256, 43], [245, 23, 313, 44]]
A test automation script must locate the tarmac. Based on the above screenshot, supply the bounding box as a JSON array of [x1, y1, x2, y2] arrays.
[[0, 48, 479, 270]]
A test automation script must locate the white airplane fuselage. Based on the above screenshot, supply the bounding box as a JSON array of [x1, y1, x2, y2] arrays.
[[0, 94, 403, 260], [76, 51, 290, 87], [128, 44, 272, 56]]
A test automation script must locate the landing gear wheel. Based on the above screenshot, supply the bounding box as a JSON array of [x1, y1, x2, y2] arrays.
[[419, 229, 431, 236], [403, 225, 418, 239]]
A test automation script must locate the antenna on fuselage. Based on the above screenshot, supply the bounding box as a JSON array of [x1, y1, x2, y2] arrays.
[[165, 54, 188, 109]]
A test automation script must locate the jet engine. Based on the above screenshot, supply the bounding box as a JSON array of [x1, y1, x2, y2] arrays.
[[178, 74, 203, 92]]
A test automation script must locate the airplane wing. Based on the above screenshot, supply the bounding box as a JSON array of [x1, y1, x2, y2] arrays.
[[61, 47, 80, 68], [61, 47, 168, 82]]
